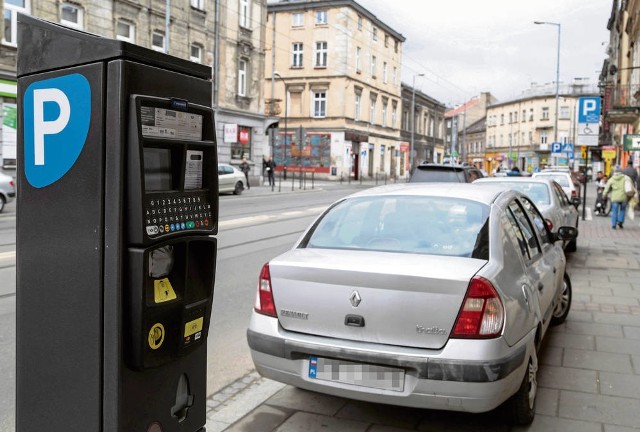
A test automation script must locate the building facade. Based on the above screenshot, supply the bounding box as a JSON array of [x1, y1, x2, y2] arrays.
[[460, 117, 486, 170], [485, 80, 598, 174], [265, 0, 406, 180], [445, 92, 496, 164], [0, 0, 270, 182], [400, 83, 445, 166]]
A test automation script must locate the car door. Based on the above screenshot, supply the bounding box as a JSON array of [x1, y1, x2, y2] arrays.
[[551, 181, 578, 228], [218, 165, 231, 192], [519, 197, 564, 329]]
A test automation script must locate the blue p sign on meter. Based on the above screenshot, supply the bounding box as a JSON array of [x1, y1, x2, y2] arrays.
[[23, 73, 91, 188], [578, 97, 601, 124]]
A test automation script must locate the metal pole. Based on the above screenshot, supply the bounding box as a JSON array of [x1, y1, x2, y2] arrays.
[[535, 21, 561, 166], [410, 73, 424, 173], [165, 0, 170, 53]]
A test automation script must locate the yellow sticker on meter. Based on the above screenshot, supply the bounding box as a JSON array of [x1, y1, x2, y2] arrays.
[[154, 278, 177, 303], [148, 323, 165, 350], [184, 317, 204, 338]]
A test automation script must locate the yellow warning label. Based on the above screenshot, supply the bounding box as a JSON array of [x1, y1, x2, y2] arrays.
[[148, 323, 165, 350], [184, 317, 204, 338], [154, 278, 177, 303]]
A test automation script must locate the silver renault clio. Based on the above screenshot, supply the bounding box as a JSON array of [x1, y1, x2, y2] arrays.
[[247, 183, 577, 425]]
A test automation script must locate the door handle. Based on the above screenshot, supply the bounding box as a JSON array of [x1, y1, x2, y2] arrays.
[[538, 282, 544, 292], [521, 285, 529, 305], [553, 267, 557, 274]]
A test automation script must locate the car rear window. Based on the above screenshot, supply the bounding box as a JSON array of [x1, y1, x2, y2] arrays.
[[301, 196, 490, 259], [479, 181, 550, 206], [409, 167, 467, 183], [535, 173, 569, 187]]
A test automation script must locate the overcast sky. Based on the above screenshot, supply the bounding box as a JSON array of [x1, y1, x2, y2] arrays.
[[355, 0, 612, 106]]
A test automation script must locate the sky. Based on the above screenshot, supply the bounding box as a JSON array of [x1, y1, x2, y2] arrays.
[[355, 0, 612, 107]]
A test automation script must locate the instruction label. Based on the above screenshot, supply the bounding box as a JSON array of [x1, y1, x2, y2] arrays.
[[148, 323, 165, 350], [184, 150, 203, 190], [141, 106, 202, 141], [153, 278, 177, 303]]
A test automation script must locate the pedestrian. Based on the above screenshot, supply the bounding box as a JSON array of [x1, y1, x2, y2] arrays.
[[239, 157, 250, 190], [265, 156, 276, 187], [603, 165, 629, 229], [623, 162, 638, 188]]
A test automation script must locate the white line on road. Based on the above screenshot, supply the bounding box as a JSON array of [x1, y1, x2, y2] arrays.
[[219, 207, 326, 229]]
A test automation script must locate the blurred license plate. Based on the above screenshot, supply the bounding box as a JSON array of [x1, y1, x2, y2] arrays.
[[308, 356, 404, 392]]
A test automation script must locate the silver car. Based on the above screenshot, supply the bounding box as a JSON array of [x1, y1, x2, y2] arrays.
[[0, 172, 16, 212], [247, 183, 576, 425], [218, 163, 246, 195], [474, 177, 579, 252]]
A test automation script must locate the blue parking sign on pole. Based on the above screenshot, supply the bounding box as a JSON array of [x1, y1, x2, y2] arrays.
[[551, 142, 562, 153], [578, 97, 601, 124]]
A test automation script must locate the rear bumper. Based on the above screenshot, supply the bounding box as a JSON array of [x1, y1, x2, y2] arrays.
[[247, 312, 535, 413]]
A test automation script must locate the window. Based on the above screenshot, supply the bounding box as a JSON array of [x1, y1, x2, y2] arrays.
[[371, 55, 376, 77], [384, 34, 389, 47], [355, 47, 361, 72], [238, 60, 247, 96], [355, 93, 361, 121], [383, 62, 387, 83], [152, 31, 165, 52], [372, 26, 378, 42], [316, 10, 327, 25], [541, 107, 549, 120], [393, 67, 397, 85], [314, 41, 327, 67], [392, 104, 397, 128], [529, 108, 534, 121], [239, 0, 250, 28], [560, 105, 570, 119], [3, 0, 29, 46], [370, 97, 376, 124], [313, 91, 326, 117], [521, 198, 551, 246], [540, 130, 548, 145], [190, 44, 202, 63], [514, 111, 518, 122], [507, 201, 541, 260], [500, 114, 504, 125], [522, 109, 526, 122], [116, 20, 135, 42], [61, 2, 83, 30], [190, 0, 204, 10], [382, 101, 387, 127], [292, 42, 303, 67], [292, 13, 303, 27], [357, 15, 362, 31], [509, 113, 512, 124]]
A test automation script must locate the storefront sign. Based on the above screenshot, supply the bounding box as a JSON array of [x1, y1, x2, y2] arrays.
[[239, 128, 250, 145], [623, 134, 640, 151], [224, 124, 237, 143]]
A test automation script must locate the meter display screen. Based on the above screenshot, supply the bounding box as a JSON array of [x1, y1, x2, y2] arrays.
[[144, 148, 173, 191]]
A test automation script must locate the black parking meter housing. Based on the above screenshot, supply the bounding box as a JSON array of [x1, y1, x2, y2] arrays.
[[16, 15, 217, 432]]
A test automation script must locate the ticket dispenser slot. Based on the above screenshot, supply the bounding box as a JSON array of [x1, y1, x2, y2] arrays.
[[126, 95, 217, 370]]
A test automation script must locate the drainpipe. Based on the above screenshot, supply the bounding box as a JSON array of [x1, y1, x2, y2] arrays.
[[213, 0, 220, 107]]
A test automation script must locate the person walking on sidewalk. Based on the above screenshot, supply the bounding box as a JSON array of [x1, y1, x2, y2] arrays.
[[264, 156, 276, 187], [239, 157, 251, 190], [603, 165, 629, 229]]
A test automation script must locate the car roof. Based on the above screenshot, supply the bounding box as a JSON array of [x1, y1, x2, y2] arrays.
[[474, 177, 556, 186], [415, 163, 476, 170], [346, 183, 506, 205]]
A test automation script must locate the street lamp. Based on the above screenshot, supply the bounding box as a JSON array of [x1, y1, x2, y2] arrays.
[[410, 73, 424, 172], [534, 20, 561, 165], [274, 72, 288, 167]]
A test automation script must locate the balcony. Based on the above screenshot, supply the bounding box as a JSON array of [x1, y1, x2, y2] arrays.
[[604, 84, 640, 124]]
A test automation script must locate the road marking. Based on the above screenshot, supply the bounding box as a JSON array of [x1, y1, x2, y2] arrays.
[[0, 251, 15, 261], [219, 207, 326, 229]]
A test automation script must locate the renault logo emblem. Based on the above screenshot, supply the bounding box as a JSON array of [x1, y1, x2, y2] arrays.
[[349, 291, 362, 307]]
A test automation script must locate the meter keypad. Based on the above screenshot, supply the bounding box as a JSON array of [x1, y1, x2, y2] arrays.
[[145, 194, 213, 238]]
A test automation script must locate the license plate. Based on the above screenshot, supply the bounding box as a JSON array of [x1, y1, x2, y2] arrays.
[[308, 356, 405, 392]]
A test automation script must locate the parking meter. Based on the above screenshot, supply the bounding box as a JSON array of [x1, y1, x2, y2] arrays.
[[16, 15, 218, 432]]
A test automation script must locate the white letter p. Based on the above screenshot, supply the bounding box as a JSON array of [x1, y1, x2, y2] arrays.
[[33, 88, 71, 166]]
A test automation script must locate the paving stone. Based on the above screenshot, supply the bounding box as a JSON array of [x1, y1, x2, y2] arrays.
[[275, 412, 369, 432], [534, 387, 559, 417], [596, 336, 640, 356], [510, 414, 603, 432], [415, 409, 509, 432], [264, 386, 348, 417], [592, 295, 640, 306], [622, 325, 640, 339], [539, 346, 563, 366], [563, 321, 624, 338], [546, 332, 595, 350], [593, 312, 640, 327], [603, 425, 640, 432], [599, 372, 640, 399], [567, 310, 595, 323], [631, 355, 640, 374], [563, 348, 632, 373], [538, 365, 598, 393], [559, 391, 640, 428], [225, 405, 293, 432], [336, 400, 422, 429]]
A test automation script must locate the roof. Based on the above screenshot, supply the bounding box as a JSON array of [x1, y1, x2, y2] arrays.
[[267, 0, 405, 42], [445, 98, 479, 118], [347, 183, 505, 204]]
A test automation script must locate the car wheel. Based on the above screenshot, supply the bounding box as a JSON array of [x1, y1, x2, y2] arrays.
[[508, 352, 538, 425], [565, 222, 578, 253], [0, 197, 4, 213], [233, 181, 244, 195], [551, 273, 572, 326]]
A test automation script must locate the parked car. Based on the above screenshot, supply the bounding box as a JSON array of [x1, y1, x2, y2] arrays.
[[247, 183, 577, 425], [218, 163, 246, 195], [409, 163, 484, 183], [474, 177, 579, 252], [532, 171, 581, 202], [0, 172, 16, 212]]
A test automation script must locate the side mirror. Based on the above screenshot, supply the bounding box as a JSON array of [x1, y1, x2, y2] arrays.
[[555, 226, 578, 242], [571, 197, 581, 208]]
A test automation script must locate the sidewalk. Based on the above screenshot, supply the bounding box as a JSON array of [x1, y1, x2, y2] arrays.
[[207, 181, 640, 432]]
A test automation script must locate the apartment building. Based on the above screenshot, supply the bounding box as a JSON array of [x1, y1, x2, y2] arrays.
[[0, 0, 270, 177], [399, 83, 445, 165], [485, 80, 598, 174], [445, 92, 496, 164], [265, 0, 405, 179], [461, 117, 486, 170]]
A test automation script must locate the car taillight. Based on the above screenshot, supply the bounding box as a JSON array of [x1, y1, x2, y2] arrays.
[[571, 190, 577, 198], [254, 263, 277, 317], [545, 218, 553, 231], [452, 276, 504, 338]]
